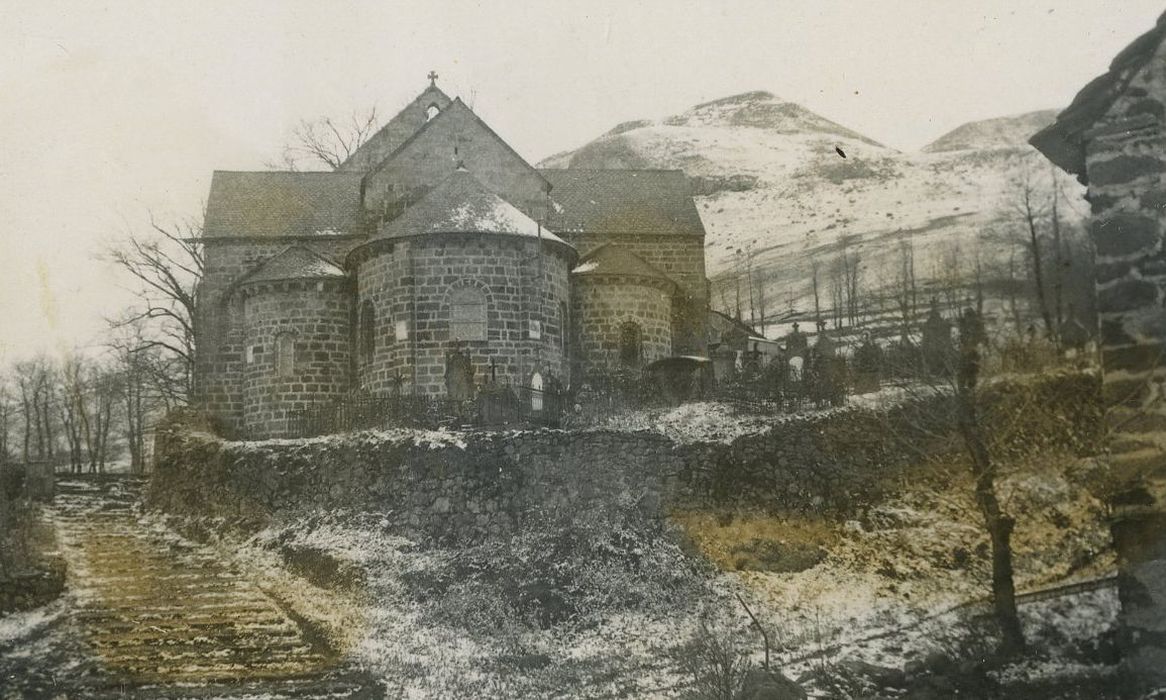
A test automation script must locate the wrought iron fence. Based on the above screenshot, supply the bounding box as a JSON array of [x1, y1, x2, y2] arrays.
[[288, 384, 565, 438]]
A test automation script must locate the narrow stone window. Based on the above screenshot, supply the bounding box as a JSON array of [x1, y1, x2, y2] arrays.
[[275, 332, 296, 378], [360, 300, 376, 364], [426, 104, 440, 121], [559, 302, 569, 356], [529, 319, 542, 340], [530, 371, 544, 412], [449, 285, 487, 341], [618, 321, 643, 368]]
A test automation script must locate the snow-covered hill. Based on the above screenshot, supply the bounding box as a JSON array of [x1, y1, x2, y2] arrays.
[[540, 93, 1083, 336], [922, 109, 1059, 153]]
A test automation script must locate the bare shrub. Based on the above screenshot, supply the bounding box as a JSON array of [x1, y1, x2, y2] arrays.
[[676, 617, 753, 700]]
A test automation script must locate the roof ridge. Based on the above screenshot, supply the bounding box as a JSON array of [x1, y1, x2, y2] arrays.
[[362, 99, 548, 189], [338, 84, 453, 171]]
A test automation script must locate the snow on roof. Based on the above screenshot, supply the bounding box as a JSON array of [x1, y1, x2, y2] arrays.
[[571, 243, 675, 286], [375, 169, 570, 246], [237, 246, 346, 285]]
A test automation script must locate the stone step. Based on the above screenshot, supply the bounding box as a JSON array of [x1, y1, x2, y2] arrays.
[[40, 479, 371, 693], [88, 626, 303, 645]]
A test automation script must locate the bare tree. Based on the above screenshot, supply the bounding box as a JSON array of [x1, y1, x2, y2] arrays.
[[844, 248, 862, 327], [15, 356, 56, 463], [883, 309, 1027, 656], [59, 356, 86, 473], [108, 323, 153, 474], [810, 257, 822, 325], [107, 215, 204, 405], [895, 238, 918, 338], [1010, 165, 1055, 343], [0, 377, 13, 464], [278, 107, 379, 171]]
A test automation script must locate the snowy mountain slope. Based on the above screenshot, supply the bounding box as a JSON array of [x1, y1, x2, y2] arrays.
[[922, 109, 1059, 153], [539, 93, 1083, 334]]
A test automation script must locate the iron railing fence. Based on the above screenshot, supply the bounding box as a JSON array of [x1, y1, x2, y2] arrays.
[[288, 384, 565, 438]]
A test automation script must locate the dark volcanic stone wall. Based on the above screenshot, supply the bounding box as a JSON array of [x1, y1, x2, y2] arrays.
[[196, 237, 362, 436], [240, 278, 353, 439], [353, 235, 573, 395], [1078, 44, 1166, 687], [573, 277, 672, 377]]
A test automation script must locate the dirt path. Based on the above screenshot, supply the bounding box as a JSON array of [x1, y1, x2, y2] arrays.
[[1, 478, 375, 699]]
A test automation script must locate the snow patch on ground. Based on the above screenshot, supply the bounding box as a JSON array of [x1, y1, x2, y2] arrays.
[[228, 426, 469, 451], [592, 384, 909, 444], [0, 600, 65, 648]]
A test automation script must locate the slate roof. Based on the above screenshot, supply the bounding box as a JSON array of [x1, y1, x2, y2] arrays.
[[203, 171, 364, 238], [572, 243, 676, 289], [237, 246, 347, 285], [1030, 10, 1166, 176], [375, 168, 570, 246], [540, 169, 705, 237]]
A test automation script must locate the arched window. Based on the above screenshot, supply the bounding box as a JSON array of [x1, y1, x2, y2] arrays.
[[275, 332, 297, 378], [618, 321, 643, 367], [360, 300, 376, 364], [449, 285, 487, 341], [426, 104, 440, 121], [530, 372, 544, 412]]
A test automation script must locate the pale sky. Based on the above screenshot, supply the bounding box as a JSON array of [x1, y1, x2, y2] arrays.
[[1, 0, 1161, 362]]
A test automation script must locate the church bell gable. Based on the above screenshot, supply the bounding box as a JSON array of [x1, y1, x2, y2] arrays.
[[362, 98, 551, 225]]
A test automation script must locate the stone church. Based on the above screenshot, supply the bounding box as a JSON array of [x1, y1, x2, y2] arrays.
[[195, 76, 709, 438]]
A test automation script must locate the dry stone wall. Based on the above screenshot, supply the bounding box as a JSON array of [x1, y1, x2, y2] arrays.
[[150, 399, 949, 542]]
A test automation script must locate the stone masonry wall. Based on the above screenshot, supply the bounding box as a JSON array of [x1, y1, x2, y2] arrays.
[[564, 233, 708, 354], [196, 237, 362, 435], [573, 278, 672, 377], [355, 235, 572, 395], [241, 279, 352, 439], [363, 105, 550, 221], [1082, 40, 1166, 688]]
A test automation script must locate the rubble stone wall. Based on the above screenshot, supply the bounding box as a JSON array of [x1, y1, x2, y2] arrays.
[[1082, 40, 1166, 687]]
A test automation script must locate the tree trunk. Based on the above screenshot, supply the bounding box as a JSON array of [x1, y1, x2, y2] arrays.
[[1023, 199, 1054, 341], [1050, 183, 1065, 350], [956, 320, 1025, 656]]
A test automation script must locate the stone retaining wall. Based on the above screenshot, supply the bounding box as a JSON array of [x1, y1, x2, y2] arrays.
[[151, 373, 1099, 542]]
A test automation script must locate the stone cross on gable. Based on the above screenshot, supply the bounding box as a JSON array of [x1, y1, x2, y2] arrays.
[[427, 70, 438, 87]]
